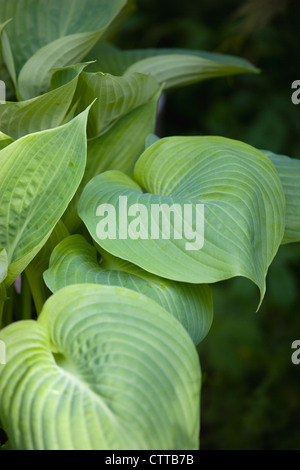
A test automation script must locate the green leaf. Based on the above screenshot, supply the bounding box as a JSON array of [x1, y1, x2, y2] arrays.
[[0, 47, 14, 101], [85, 99, 159, 175], [0, 21, 17, 89], [75, 71, 161, 138], [0, 66, 84, 139], [18, 31, 105, 99], [0, 0, 127, 76], [79, 137, 285, 304], [145, 133, 160, 149], [62, 74, 161, 232], [0, 132, 13, 150], [86, 42, 260, 89], [0, 108, 90, 286], [50, 62, 92, 90], [44, 235, 213, 345], [263, 150, 300, 245], [0, 284, 200, 450]]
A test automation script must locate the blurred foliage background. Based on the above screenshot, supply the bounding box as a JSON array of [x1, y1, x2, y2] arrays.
[[107, 0, 300, 450]]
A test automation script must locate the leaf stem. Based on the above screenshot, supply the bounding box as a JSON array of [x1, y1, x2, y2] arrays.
[[1, 285, 14, 328], [21, 274, 32, 320], [0, 283, 8, 329], [25, 270, 48, 316], [0, 298, 4, 330]]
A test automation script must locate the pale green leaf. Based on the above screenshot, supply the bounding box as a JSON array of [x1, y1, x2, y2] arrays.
[[44, 235, 213, 344], [0, 284, 200, 450], [263, 149, 300, 245], [61, 72, 161, 233], [63, 95, 160, 233], [86, 42, 260, 88], [0, 50, 14, 101], [0, 0, 127, 76], [0, 108, 90, 286], [0, 21, 17, 89], [85, 99, 159, 175], [75, 71, 161, 138], [79, 137, 285, 304], [126, 54, 259, 89], [0, 67, 84, 139], [18, 32, 106, 100], [50, 62, 93, 90], [0, 132, 13, 150]]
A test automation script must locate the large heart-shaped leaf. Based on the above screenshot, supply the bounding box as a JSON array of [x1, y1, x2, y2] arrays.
[[263, 150, 300, 245], [0, 0, 127, 75], [79, 137, 285, 303], [0, 65, 85, 139], [86, 42, 259, 89], [0, 284, 201, 450], [44, 235, 213, 345], [0, 108, 90, 286]]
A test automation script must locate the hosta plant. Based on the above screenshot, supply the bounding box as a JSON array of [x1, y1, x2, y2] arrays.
[[0, 0, 299, 451]]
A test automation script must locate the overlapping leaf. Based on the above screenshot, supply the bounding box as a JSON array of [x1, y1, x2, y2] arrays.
[[18, 32, 105, 100], [263, 150, 300, 245], [74, 71, 161, 138], [86, 42, 259, 89], [0, 54, 14, 101], [79, 137, 285, 303], [0, 285, 201, 450], [0, 0, 127, 98], [44, 235, 213, 344], [62, 72, 161, 232], [0, 0, 127, 73], [85, 99, 159, 175], [0, 109, 89, 287], [0, 132, 13, 150], [0, 20, 16, 90], [0, 65, 85, 139]]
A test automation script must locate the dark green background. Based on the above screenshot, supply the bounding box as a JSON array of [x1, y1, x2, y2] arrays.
[[109, 0, 300, 450]]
